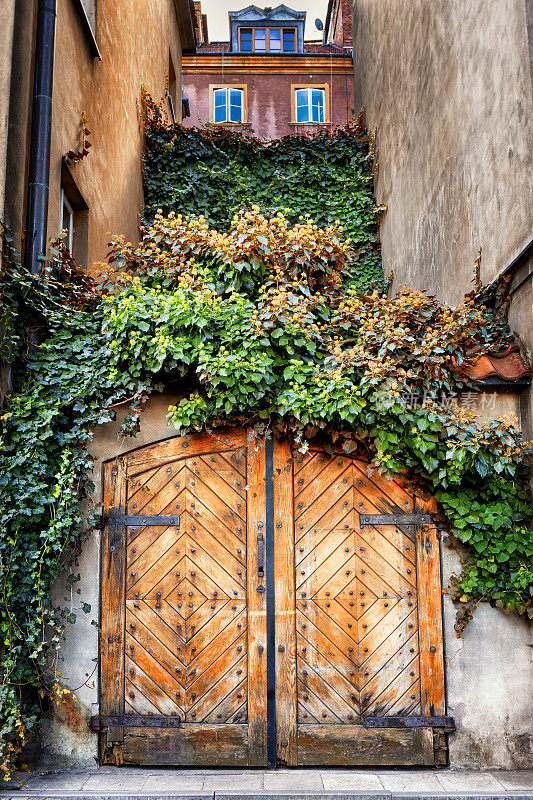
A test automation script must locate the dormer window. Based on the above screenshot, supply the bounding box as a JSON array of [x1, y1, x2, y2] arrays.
[[229, 7, 305, 54], [283, 29, 296, 51], [238, 27, 296, 53]]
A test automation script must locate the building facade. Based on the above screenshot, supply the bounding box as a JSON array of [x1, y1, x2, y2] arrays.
[[324, 0, 353, 48], [351, 0, 533, 769], [0, 0, 196, 275], [3, 0, 532, 774], [183, 3, 354, 140]]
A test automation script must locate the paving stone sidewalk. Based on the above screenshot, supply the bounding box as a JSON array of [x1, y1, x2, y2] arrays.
[[1, 767, 533, 800]]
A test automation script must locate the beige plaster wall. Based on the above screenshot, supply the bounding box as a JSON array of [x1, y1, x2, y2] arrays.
[[2, 1, 33, 245], [441, 549, 533, 769], [350, 0, 533, 439], [45, 390, 533, 769], [3, 0, 184, 265], [351, 0, 533, 303], [0, 0, 16, 402], [349, 1, 533, 766], [47, 0, 183, 269], [0, 0, 16, 224]]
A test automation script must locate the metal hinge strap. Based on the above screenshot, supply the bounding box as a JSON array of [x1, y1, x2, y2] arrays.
[[359, 513, 432, 526], [96, 514, 180, 530], [364, 715, 455, 730], [91, 715, 182, 730]]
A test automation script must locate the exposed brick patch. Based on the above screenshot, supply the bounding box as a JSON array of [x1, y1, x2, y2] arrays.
[[326, 0, 353, 47]]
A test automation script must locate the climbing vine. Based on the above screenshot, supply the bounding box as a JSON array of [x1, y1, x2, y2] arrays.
[[1, 95, 532, 778], [140, 91, 384, 289]]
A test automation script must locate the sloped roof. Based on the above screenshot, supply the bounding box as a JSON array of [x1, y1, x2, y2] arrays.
[[196, 41, 231, 52], [459, 344, 531, 383], [228, 4, 306, 22], [195, 41, 352, 54], [304, 42, 352, 53]]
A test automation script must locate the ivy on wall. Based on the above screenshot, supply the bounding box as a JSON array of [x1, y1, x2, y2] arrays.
[[0, 95, 532, 778], [141, 93, 383, 289]]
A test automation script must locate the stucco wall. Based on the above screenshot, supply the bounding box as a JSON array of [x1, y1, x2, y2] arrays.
[[0, 0, 17, 402], [4, 0, 184, 267], [47, 0, 183, 268], [45, 389, 532, 769], [0, 0, 16, 225], [183, 69, 355, 139], [349, 0, 533, 767], [351, 0, 533, 302], [2, 0, 35, 246], [442, 550, 533, 769], [350, 0, 533, 436]]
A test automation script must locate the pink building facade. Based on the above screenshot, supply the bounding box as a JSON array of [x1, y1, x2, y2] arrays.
[[183, 4, 354, 140]]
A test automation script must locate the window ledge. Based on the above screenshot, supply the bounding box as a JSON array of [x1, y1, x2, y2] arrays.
[[207, 122, 252, 128], [289, 121, 331, 126], [72, 0, 101, 60]]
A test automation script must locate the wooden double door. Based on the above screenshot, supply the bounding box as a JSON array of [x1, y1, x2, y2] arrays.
[[99, 430, 448, 767]]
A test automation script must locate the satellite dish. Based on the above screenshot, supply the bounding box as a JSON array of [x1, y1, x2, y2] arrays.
[[315, 18, 324, 30]]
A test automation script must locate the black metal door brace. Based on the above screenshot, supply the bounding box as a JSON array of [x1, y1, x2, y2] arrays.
[[264, 437, 277, 767]]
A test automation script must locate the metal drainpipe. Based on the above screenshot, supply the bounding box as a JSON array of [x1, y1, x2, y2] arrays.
[[24, 0, 57, 275]]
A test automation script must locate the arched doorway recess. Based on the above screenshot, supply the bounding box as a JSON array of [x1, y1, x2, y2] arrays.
[[97, 429, 451, 767]]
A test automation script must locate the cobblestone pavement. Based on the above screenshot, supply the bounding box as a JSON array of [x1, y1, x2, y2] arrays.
[[1, 767, 533, 799]]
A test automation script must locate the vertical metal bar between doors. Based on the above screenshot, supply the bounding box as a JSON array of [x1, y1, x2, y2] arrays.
[[265, 436, 276, 767]]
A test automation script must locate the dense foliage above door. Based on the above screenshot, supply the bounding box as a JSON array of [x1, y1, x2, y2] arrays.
[[0, 91, 532, 778], [141, 91, 384, 289]]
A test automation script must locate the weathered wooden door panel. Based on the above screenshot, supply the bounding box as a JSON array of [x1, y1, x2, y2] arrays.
[[100, 431, 267, 766], [100, 434, 446, 767], [273, 444, 445, 767], [295, 726, 434, 766]]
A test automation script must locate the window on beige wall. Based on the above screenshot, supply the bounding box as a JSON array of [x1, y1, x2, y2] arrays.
[[59, 173, 89, 266], [59, 190, 74, 255], [168, 51, 177, 122]]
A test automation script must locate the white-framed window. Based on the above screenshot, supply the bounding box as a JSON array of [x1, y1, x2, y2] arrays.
[[59, 188, 74, 255], [213, 87, 245, 123], [294, 87, 326, 123]]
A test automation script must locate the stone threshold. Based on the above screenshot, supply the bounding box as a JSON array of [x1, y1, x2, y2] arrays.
[[1, 768, 532, 800], [2, 793, 533, 800]]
